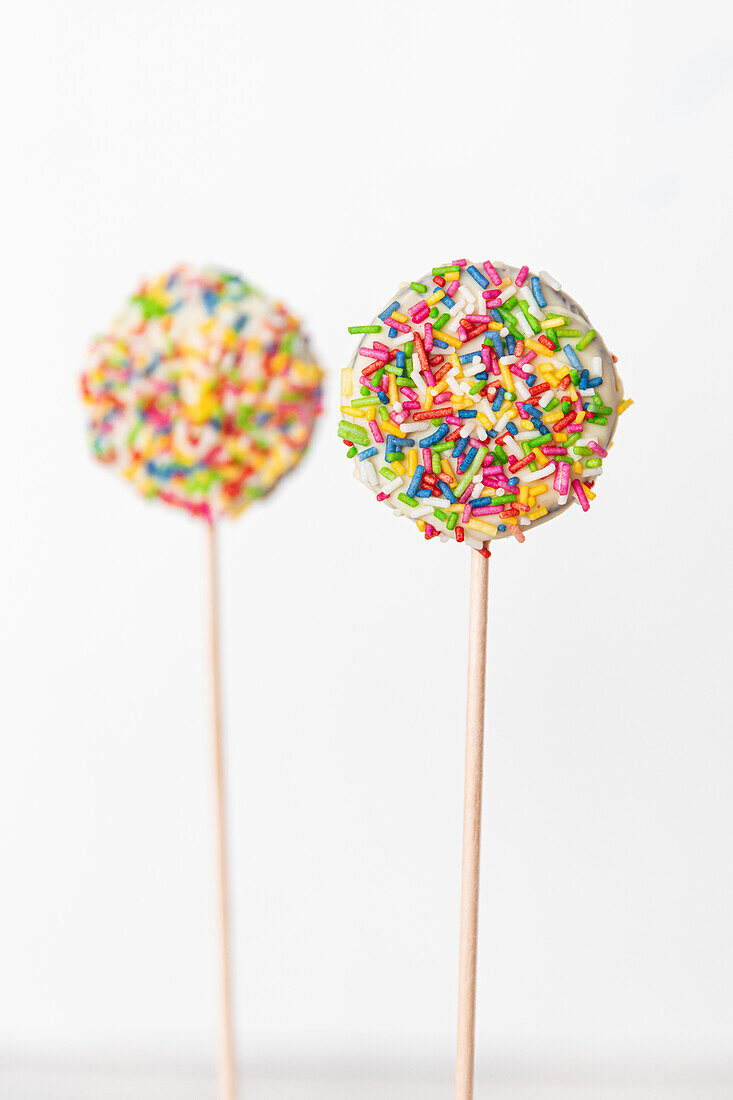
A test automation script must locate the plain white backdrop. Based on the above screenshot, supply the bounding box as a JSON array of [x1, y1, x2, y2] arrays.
[[2, 0, 732, 1086]]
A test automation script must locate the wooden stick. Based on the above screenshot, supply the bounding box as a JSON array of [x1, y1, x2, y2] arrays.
[[207, 521, 237, 1100], [455, 549, 490, 1100]]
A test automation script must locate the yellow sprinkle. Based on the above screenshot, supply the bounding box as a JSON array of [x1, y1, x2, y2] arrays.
[[498, 399, 513, 418], [584, 486, 597, 500], [500, 366, 513, 393], [391, 311, 409, 323], [528, 506, 548, 520], [533, 447, 549, 467], [520, 419, 534, 430], [439, 331, 462, 349], [503, 515, 519, 526], [477, 411, 494, 430], [519, 486, 529, 506], [487, 321, 503, 331], [467, 519, 499, 536], [498, 277, 512, 290], [572, 461, 583, 475], [426, 290, 444, 306], [529, 483, 547, 497], [450, 353, 462, 371], [568, 384, 577, 401], [341, 405, 365, 418], [434, 380, 449, 394], [408, 448, 418, 476], [391, 460, 406, 474], [543, 410, 565, 425], [541, 317, 565, 329], [618, 398, 634, 414], [555, 432, 568, 442], [416, 519, 427, 532], [423, 392, 434, 411], [384, 418, 406, 438], [525, 339, 549, 357], [440, 459, 454, 480], [389, 373, 398, 405]]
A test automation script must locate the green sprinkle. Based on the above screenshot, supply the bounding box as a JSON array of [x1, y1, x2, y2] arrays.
[[384, 362, 407, 376], [433, 508, 447, 522], [530, 433, 552, 447], [573, 446, 593, 456], [431, 418, 443, 426], [561, 400, 571, 414], [504, 295, 518, 310], [446, 511, 459, 531], [453, 446, 489, 499], [351, 396, 378, 408], [528, 460, 538, 473], [429, 307, 439, 318], [410, 282, 428, 294], [377, 407, 389, 422], [360, 385, 370, 397], [586, 457, 602, 468], [433, 313, 451, 331], [432, 265, 460, 276], [338, 420, 370, 446], [380, 466, 397, 480], [469, 381, 485, 395], [346, 446, 357, 458], [404, 342, 414, 356], [373, 368, 385, 385], [434, 440, 454, 453], [432, 452, 441, 475], [385, 451, 402, 462], [569, 368, 580, 385], [544, 397, 559, 412], [546, 313, 568, 322], [518, 300, 541, 334], [397, 492, 418, 508], [491, 494, 517, 505], [399, 378, 417, 389], [494, 444, 508, 465], [593, 404, 613, 415], [348, 324, 382, 334], [556, 327, 581, 338], [576, 329, 596, 351]]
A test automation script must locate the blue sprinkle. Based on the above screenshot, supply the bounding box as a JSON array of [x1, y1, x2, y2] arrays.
[[498, 524, 507, 532], [442, 294, 456, 308], [531, 276, 547, 309], [202, 289, 219, 314], [506, 335, 516, 355], [579, 369, 589, 389], [415, 489, 433, 498], [452, 436, 469, 459], [491, 387, 506, 412], [420, 423, 450, 447], [406, 465, 425, 497], [488, 429, 498, 439], [379, 301, 400, 322], [458, 410, 477, 419], [526, 374, 537, 387], [386, 434, 414, 452], [490, 332, 504, 357], [232, 315, 248, 333], [396, 350, 405, 371], [508, 477, 519, 486], [587, 376, 603, 387], [489, 308, 503, 323], [507, 422, 518, 436], [437, 480, 456, 503], [378, 391, 389, 404], [475, 371, 488, 380], [563, 344, 583, 371], [388, 327, 397, 339], [466, 264, 489, 289], [459, 352, 481, 364], [358, 447, 378, 461], [433, 338, 449, 349], [458, 446, 478, 473]]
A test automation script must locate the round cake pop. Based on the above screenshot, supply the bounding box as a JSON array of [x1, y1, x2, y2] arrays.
[[339, 260, 630, 548], [82, 265, 324, 520]]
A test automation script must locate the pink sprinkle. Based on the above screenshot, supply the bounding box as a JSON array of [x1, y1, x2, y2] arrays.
[[446, 416, 462, 426], [462, 503, 472, 523], [510, 364, 530, 380], [458, 484, 474, 504], [408, 300, 427, 317], [472, 504, 506, 515], [515, 265, 529, 288], [452, 259, 468, 267], [572, 479, 590, 511], [403, 400, 420, 410], [481, 346, 492, 370], [489, 350, 501, 376], [482, 260, 502, 286], [376, 492, 388, 502], [483, 463, 503, 474], [392, 409, 408, 425], [368, 420, 384, 443], [423, 370, 437, 387], [510, 524, 525, 543], [554, 463, 570, 495], [589, 441, 608, 458], [359, 346, 388, 362], [541, 445, 566, 456], [387, 317, 411, 334], [422, 448, 431, 467], [374, 341, 389, 352], [424, 523, 436, 538], [482, 289, 501, 301], [424, 322, 433, 352], [457, 325, 469, 342], [515, 352, 536, 368], [464, 314, 487, 323], [409, 303, 430, 323], [399, 387, 415, 399], [447, 280, 460, 296]]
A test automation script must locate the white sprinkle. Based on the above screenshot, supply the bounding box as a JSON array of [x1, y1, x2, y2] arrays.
[[518, 462, 556, 483], [539, 269, 561, 291], [538, 391, 554, 408], [465, 536, 484, 550]]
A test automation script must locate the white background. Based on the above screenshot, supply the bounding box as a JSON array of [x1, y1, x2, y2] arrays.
[[2, 0, 732, 1088]]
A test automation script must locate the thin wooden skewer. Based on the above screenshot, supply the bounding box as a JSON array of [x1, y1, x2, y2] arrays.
[[456, 549, 490, 1100], [207, 520, 237, 1100]]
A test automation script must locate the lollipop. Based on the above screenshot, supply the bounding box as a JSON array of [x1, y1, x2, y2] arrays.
[[340, 260, 630, 1100], [82, 264, 323, 520], [339, 260, 629, 548], [81, 265, 323, 1100]]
